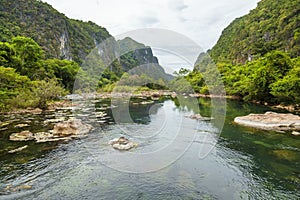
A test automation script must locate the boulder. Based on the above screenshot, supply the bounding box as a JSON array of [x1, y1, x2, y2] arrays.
[[234, 111, 300, 131], [108, 137, 138, 151], [53, 119, 93, 136]]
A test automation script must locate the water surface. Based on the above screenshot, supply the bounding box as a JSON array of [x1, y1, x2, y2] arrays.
[[0, 97, 299, 199]]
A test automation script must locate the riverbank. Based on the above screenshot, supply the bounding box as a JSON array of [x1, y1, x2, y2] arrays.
[[0, 100, 74, 115], [1, 90, 299, 116]]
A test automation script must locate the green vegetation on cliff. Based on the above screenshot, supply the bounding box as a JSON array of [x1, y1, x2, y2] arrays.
[[0, 0, 110, 64], [210, 0, 300, 64]]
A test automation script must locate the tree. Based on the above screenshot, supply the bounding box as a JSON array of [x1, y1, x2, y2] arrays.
[[271, 58, 300, 103], [0, 42, 18, 68], [0, 66, 31, 111], [11, 36, 45, 79]]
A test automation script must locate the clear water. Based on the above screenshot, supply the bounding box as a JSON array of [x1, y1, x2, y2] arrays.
[[0, 97, 299, 199]]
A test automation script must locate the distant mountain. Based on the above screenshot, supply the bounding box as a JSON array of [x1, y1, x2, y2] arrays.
[[209, 0, 300, 64], [118, 37, 173, 80]]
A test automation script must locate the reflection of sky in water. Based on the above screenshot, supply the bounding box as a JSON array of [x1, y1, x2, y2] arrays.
[[153, 49, 194, 74]]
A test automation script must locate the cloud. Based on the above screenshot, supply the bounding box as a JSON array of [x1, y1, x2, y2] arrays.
[[138, 16, 159, 26], [168, 0, 188, 12]]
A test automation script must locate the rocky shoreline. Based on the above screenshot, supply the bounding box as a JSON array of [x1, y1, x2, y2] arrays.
[[2, 91, 299, 115]]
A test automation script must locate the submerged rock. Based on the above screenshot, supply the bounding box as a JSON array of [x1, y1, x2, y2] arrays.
[[8, 145, 28, 153], [108, 137, 138, 151], [186, 114, 212, 121], [140, 101, 154, 105], [3, 184, 32, 193], [10, 131, 35, 141], [234, 111, 300, 131], [14, 124, 30, 128], [272, 149, 298, 161], [43, 117, 65, 124]]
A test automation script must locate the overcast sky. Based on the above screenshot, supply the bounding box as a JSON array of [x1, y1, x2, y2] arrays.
[[42, 0, 260, 72]]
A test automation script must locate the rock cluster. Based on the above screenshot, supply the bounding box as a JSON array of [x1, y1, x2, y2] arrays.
[[9, 119, 93, 143]]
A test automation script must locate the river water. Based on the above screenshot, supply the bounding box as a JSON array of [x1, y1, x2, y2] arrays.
[[0, 96, 299, 199]]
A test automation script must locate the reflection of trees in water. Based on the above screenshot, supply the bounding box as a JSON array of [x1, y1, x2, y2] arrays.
[[129, 101, 163, 124], [172, 96, 212, 117]]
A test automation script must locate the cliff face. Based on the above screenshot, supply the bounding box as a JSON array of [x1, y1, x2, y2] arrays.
[[118, 37, 158, 71], [209, 0, 300, 64], [0, 0, 111, 64]]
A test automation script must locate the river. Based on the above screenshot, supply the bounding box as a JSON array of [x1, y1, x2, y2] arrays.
[[0, 96, 299, 199]]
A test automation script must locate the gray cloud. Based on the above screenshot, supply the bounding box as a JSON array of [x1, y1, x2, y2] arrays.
[[138, 16, 159, 26]]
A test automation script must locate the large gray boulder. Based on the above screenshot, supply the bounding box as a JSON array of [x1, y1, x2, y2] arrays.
[[234, 111, 300, 131]]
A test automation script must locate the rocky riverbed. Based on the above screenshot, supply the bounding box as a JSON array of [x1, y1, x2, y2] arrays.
[[9, 119, 93, 143]]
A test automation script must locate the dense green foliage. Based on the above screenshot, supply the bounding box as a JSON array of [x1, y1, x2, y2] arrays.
[[175, 50, 300, 104], [0, 37, 76, 111], [178, 50, 300, 104], [210, 0, 300, 64], [219, 51, 300, 103]]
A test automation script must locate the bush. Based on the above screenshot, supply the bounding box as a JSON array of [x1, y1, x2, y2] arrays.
[[8, 78, 67, 110]]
